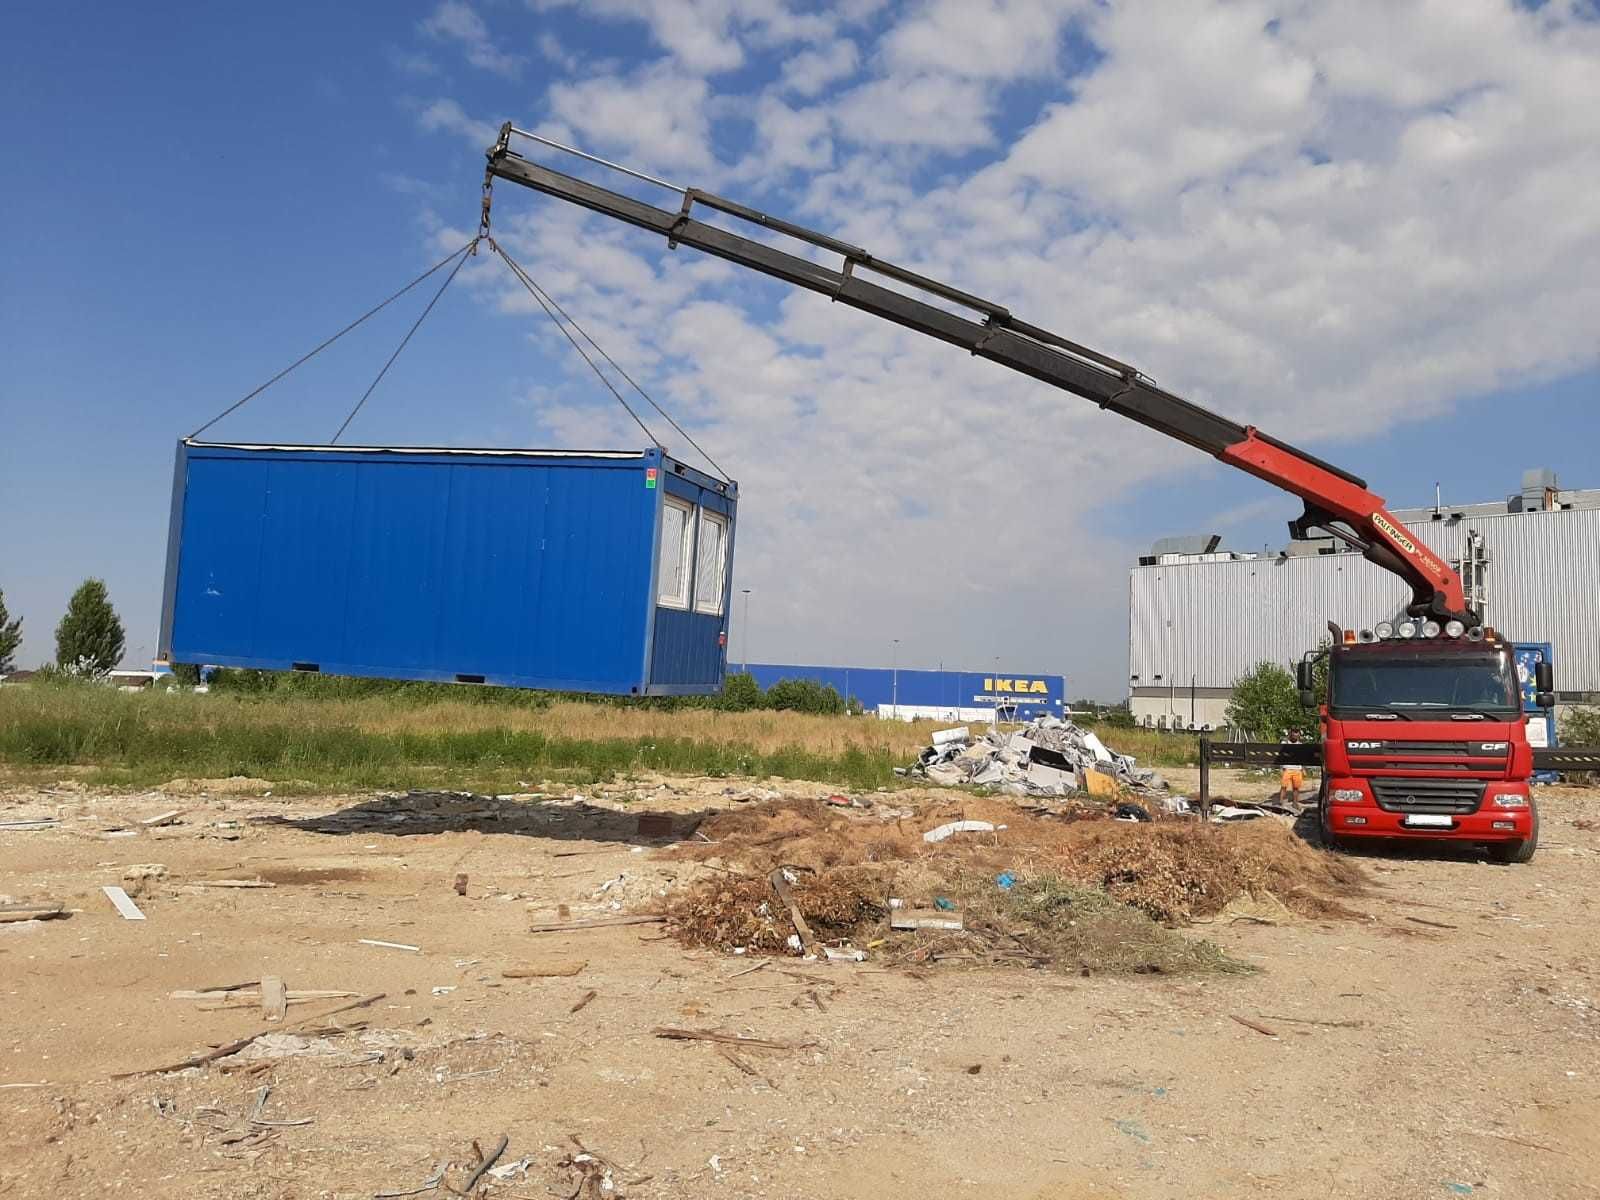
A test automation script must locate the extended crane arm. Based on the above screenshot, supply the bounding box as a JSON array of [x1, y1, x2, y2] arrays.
[[485, 125, 1473, 625]]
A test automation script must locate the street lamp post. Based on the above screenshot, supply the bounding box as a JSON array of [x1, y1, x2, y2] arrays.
[[740, 588, 752, 673], [892, 638, 900, 721]]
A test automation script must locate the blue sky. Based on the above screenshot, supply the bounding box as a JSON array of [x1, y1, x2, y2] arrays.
[[3, 1, 1597, 697]]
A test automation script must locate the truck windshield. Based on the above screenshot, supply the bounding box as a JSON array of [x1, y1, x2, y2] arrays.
[[1331, 651, 1518, 713]]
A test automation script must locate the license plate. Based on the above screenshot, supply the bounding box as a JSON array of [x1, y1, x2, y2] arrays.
[[1403, 814, 1454, 828]]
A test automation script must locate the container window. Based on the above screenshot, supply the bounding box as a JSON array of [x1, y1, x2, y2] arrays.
[[693, 508, 728, 616], [657, 495, 694, 609]]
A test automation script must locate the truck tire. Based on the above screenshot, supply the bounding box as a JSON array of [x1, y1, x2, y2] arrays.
[[1487, 799, 1539, 865], [1318, 783, 1355, 852]]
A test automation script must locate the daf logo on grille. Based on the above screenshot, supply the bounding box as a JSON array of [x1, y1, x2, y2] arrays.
[[1349, 741, 1383, 750], [1479, 742, 1509, 752]]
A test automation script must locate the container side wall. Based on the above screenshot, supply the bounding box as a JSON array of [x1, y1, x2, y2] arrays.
[[167, 446, 657, 692]]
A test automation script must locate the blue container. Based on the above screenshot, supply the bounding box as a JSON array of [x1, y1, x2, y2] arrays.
[[159, 440, 737, 695]]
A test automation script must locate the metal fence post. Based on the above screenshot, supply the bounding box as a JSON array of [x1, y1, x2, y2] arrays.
[[1199, 737, 1211, 822]]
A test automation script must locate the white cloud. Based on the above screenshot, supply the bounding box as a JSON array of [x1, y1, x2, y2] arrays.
[[537, 31, 580, 73], [831, 73, 997, 150], [547, 63, 718, 173], [778, 38, 859, 97], [429, 0, 1600, 694], [416, 98, 498, 149], [421, 1, 525, 77], [532, 0, 848, 74], [880, 0, 1084, 80]]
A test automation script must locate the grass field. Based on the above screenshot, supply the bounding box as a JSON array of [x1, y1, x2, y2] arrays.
[[0, 683, 1199, 794]]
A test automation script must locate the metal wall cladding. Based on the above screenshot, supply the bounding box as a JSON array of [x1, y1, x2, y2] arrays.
[[161, 442, 737, 696], [745, 664, 1066, 717], [1129, 506, 1600, 692]]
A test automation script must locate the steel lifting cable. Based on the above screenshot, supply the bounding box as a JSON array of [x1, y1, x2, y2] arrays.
[[188, 239, 478, 440], [330, 238, 478, 443], [487, 235, 663, 451], [488, 237, 732, 483]]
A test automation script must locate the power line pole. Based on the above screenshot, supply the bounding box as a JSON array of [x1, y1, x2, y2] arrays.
[[740, 588, 752, 672]]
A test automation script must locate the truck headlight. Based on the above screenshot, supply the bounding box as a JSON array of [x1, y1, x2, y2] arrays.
[[1374, 621, 1396, 640], [1489, 793, 1528, 808], [1398, 620, 1419, 639], [1332, 788, 1365, 803], [1445, 620, 1466, 638], [1422, 620, 1443, 639]]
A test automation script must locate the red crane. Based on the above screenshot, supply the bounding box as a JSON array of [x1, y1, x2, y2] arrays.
[[483, 123, 1471, 627]]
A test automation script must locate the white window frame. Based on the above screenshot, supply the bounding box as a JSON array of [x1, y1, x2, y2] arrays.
[[657, 494, 695, 610], [693, 507, 729, 616]]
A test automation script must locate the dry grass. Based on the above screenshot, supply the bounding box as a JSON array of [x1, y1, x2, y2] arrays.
[[674, 795, 1367, 923], [342, 699, 945, 757]]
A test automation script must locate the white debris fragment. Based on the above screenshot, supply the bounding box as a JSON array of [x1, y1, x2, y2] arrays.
[[923, 820, 996, 843]]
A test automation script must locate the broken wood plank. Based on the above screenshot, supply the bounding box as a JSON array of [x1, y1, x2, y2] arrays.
[[260, 976, 287, 1022], [457, 1134, 509, 1197], [110, 994, 386, 1079], [0, 819, 59, 830], [0, 903, 66, 924], [501, 960, 587, 979], [101, 886, 146, 921], [768, 869, 818, 955], [889, 913, 965, 931], [527, 914, 664, 933], [1230, 1014, 1279, 1038], [1258, 1013, 1366, 1029], [358, 938, 420, 952], [725, 959, 771, 980], [191, 879, 276, 889], [569, 989, 598, 1014], [652, 1027, 816, 1051], [1405, 915, 1459, 930], [171, 988, 355, 1002], [139, 810, 184, 827]]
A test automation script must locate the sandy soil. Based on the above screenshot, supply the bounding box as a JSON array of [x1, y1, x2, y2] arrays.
[[1, 772, 1596, 1199]]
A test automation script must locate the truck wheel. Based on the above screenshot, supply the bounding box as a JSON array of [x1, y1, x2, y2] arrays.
[[1487, 799, 1539, 865], [1318, 784, 1355, 852]]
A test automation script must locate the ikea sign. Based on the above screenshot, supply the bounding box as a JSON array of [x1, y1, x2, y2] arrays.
[[981, 677, 1051, 696]]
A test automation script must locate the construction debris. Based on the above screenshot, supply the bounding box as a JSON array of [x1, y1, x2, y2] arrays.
[[923, 820, 996, 843], [0, 902, 67, 924], [102, 886, 147, 921], [502, 960, 587, 978], [909, 715, 1167, 796]]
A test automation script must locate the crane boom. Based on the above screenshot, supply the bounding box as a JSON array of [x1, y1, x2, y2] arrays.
[[485, 125, 1473, 625]]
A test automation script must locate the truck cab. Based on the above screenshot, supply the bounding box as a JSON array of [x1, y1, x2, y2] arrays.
[[1309, 628, 1544, 863]]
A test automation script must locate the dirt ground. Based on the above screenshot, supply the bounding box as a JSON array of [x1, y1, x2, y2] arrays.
[[2, 771, 1596, 1200]]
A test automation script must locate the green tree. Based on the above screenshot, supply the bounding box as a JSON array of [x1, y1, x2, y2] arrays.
[[1226, 661, 1307, 741], [0, 589, 21, 674], [716, 671, 763, 712], [764, 677, 845, 715], [1561, 705, 1600, 746], [54, 578, 126, 677]]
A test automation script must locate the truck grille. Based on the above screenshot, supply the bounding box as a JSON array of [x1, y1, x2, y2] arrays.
[[1370, 778, 1486, 815]]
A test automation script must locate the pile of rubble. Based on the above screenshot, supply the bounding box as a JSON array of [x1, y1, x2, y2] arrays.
[[904, 716, 1167, 798]]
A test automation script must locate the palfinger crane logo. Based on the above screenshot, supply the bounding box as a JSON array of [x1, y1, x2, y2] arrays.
[[1372, 514, 1418, 555]]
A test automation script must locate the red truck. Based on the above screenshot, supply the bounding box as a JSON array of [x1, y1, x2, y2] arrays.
[[1307, 624, 1548, 862], [482, 122, 1576, 862]]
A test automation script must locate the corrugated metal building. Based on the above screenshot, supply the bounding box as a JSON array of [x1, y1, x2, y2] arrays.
[[1129, 470, 1600, 729], [746, 663, 1066, 722]]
